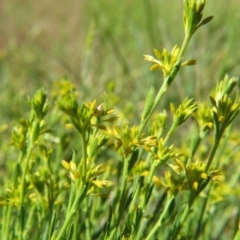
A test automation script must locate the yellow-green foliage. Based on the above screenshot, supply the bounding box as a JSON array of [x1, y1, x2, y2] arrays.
[[0, 1, 240, 240]]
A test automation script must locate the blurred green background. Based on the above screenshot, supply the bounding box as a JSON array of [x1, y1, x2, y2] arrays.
[[0, 0, 240, 125]]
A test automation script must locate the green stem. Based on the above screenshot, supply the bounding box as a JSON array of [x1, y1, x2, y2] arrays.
[[194, 183, 212, 240], [138, 34, 191, 138], [55, 184, 88, 240], [205, 126, 225, 171], [194, 130, 230, 239], [134, 164, 158, 240], [169, 193, 195, 240], [108, 26, 193, 240], [141, 162, 157, 208], [4, 152, 24, 239], [3, 205, 12, 239], [186, 133, 202, 166], [80, 132, 88, 182], [18, 144, 34, 240], [66, 184, 76, 214], [85, 197, 91, 240], [145, 191, 167, 228], [145, 195, 175, 240], [23, 204, 38, 239], [20, 145, 33, 205], [162, 122, 177, 146], [108, 154, 129, 240], [178, 34, 191, 59], [138, 81, 169, 137]]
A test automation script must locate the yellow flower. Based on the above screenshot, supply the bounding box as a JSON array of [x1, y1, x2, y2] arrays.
[[62, 160, 80, 180], [144, 45, 196, 77]]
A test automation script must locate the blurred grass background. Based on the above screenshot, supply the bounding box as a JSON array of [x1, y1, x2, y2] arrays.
[[0, 0, 240, 125]]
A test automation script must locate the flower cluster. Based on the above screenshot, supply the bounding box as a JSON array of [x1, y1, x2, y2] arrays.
[[144, 45, 196, 77], [105, 125, 157, 156], [183, 0, 213, 38]]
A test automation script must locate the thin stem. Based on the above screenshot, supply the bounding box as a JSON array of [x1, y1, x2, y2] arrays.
[[20, 145, 33, 205], [145, 191, 167, 227], [145, 195, 175, 240], [66, 184, 76, 214], [169, 193, 195, 240], [85, 198, 91, 240], [138, 34, 191, 138], [162, 122, 177, 146], [18, 144, 34, 240], [178, 34, 191, 59], [141, 162, 157, 208], [194, 183, 212, 240], [4, 152, 24, 239], [80, 132, 88, 182], [186, 133, 202, 166], [55, 184, 88, 240], [108, 154, 129, 240], [138, 80, 169, 137], [134, 163, 158, 239], [3, 205, 12, 240], [205, 126, 225, 171]]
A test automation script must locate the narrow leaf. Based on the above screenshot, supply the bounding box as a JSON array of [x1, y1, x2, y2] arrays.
[[154, 48, 162, 59], [172, 203, 187, 228], [142, 87, 155, 121], [233, 228, 240, 240], [199, 16, 214, 27], [162, 196, 175, 222], [128, 149, 139, 171], [48, 211, 56, 240], [104, 205, 113, 239], [144, 184, 154, 208], [66, 222, 74, 240], [209, 96, 217, 107], [212, 111, 220, 139]]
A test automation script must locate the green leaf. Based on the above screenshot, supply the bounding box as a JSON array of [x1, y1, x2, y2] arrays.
[[166, 58, 182, 86], [144, 184, 154, 208], [212, 111, 220, 139], [142, 87, 155, 121], [154, 48, 162, 59], [66, 222, 74, 240], [162, 196, 175, 222], [197, 176, 211, 194], [198, 16, 214, 27], [18, 206, 25, 235], [30, 120, 40, 143], [209, 96, 217, 107], [124, 174, 139, 212], [233, 228, 240, 240], [133, 207, 143, 234], [71, 150, 77, 163], [128, 149, 139, 171], [50, 231, 58, 240], [173, 203, 186, 226], [48, 211, 56, 239], [13, 162, 21, 188], [104, 206, 113, 239], [89, 137, 98, 158]]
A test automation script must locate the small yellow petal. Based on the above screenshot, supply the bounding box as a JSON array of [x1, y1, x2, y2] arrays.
[[193, 181, 199, 191], [201, 172, 208, 179], [150, 64, 162, 70], [70, 161, 77, 171], [144, 55, 156, 61], [62, 160, 70, 170]]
